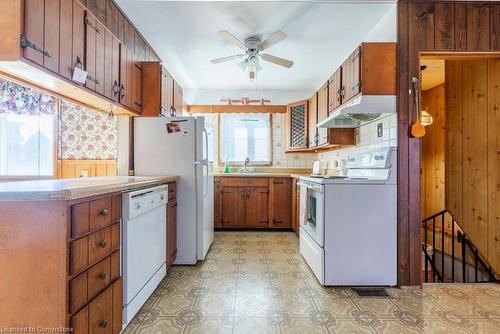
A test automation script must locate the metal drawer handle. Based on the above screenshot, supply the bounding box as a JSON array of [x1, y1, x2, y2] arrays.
[[100, 209, 109, 216], [113, 80, 120, 96], [99, 320, 108, 328], [99, 271, 107, 280], [120, 84, 126, 98], [97, 240, 107, 248]]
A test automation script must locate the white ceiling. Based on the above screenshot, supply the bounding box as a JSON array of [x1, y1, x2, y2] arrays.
[[116, 1, 396, 103]]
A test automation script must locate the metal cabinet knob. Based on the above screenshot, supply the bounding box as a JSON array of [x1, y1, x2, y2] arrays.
[[97, 240, 107, 248], [100, 209, 109, 216], [99, 271, 107, 280], [99, 320, 108, 328]]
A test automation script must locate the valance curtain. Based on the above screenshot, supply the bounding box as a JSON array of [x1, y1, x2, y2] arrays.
[[0, 78, 56, 115]]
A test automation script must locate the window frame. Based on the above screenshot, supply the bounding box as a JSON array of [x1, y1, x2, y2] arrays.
[[218, 113, 273, 166]]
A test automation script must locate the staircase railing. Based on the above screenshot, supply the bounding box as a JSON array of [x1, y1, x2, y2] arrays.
[[421, 210, 496, 283]]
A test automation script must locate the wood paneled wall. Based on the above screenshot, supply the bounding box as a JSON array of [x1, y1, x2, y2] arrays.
[[421, 84, 446, 220], [445, 59, 500, 274], [397, 1, 500, 286], [56, 160, 117, 179]]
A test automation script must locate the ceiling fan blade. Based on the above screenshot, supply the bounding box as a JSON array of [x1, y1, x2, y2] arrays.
[[238, 59, 248, 72], [260, 53, 294, 68], [210, 54, 244, 64], [257, 31, 286, 51], [218, 30, 246, 49]]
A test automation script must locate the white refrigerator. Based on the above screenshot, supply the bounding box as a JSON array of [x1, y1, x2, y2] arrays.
[[134, 116, 214, 264]]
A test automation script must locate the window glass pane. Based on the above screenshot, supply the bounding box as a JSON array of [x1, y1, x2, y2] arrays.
[[221, 113, 271, 164], [0, 113, 54, 176]]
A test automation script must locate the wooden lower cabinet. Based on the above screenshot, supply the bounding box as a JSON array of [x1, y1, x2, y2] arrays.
[[220, 186, 243, 227], [217, 177, 292, 229], [291, 178, 301, 236], [71, 278, 122, 334], [270, 178, 292, 228]]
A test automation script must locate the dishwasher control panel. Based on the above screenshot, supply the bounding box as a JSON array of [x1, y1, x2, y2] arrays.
[[122, 185, 168, 220]]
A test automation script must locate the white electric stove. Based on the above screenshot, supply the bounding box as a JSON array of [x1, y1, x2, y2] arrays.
[[299, 147, 397, 286]]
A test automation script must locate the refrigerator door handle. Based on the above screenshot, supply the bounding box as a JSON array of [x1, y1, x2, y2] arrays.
[[194, 160, 208, 165], [203, 129, 209, 162]]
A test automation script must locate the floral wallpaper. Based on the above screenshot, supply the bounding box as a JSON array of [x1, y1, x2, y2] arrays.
[[0, 78, 56, 115], [59, 101, 118, 160]]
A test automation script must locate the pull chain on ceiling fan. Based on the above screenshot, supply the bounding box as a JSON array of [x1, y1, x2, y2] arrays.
[[210, 30, 294, 79]]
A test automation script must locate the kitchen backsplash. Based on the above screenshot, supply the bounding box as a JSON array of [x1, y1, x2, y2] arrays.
[[59, 101, 118, 160], [318, 113, 398, 161]]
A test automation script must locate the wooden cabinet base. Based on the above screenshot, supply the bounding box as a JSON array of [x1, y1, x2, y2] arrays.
[[215, 177, 293, 230]]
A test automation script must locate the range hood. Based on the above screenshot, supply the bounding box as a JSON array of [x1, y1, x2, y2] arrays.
[[317, 95, 396, 128]]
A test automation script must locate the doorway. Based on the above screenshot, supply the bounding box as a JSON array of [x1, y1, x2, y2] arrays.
[[419, 54, 500, 283]]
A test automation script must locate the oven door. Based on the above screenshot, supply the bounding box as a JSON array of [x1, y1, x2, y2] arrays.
[[299, 180, 324, 247]]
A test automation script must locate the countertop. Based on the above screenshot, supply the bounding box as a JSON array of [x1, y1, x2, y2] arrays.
[[0, 176, 179, 201]]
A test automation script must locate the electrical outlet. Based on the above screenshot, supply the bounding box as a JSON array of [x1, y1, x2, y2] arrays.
[[377, 123, 383, 137]]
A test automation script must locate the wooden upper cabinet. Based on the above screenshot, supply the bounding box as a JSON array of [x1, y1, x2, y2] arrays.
[[119, 44, 129, 108], [173, 80, 183, 115], [270, 178, 291, 228], [286, 100, 308, 152], [308, 94, 318, 148], [72, 0, 86, 79], [328, 67, 342, 113], [43, 0, 60, 73], [141, 62, 175, 117], [341, 46, 361, 103], [95, 20, 106, 96], [317, 82, 329, 146], [341, 43, 396, 105], [23, 0, 44, 66], [59, 0, 73, 80], [103, 29, 120, 101], [132, 60, 142, 113], [84, 12, 97, 91]]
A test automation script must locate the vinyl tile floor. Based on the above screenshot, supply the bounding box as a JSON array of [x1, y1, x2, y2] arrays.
[[123, 231, 500, 333]]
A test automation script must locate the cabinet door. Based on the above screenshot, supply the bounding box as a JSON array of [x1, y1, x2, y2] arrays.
[[328, 67, 342, 113], [103, 29, 113, 99], [286, 100, 308, 151], [245, 187, 269, 228], [72, 0, 85, 81], [167, 199, 177, 266], [24, 0, 44, 65], [132, 60, 142, 112], [111, 37, 120, 102], [85, 12, 97, 91], [220, 187, 243, 227], [43, 0, 60, 73], [343, 47, 361, 102], [119, 44, 129, 107], [270, 178, 292, 228], [214, 178, 221, 228], [59, 0, 73, 79], [291, 179, 301, 236], [308, 94, 318, 148], [95, 20, 105, 96], [317, 82, 329, 146]]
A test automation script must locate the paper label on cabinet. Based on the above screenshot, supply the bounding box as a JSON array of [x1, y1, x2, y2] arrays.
[[72, 67, 88, 84]]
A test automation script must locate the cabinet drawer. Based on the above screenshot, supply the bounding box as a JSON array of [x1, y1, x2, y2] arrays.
[[88, 256, 111, 301], [70, 279, 122, 334], [168, 181, 177, 200], [72, 195, 121, 238], [71, 223, 120, 275], [70, 253, 118, 313], [90, 198, 113, 231], [220, 177, 268, 187]]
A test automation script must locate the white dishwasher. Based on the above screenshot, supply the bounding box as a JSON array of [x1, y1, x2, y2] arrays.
[[122, 185, 168, 327]]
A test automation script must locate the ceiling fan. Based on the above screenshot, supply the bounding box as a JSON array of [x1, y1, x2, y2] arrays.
[[210, 30, 294, 78]]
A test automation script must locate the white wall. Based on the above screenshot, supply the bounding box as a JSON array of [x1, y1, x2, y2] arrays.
[[363, 3, 397, 42]]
